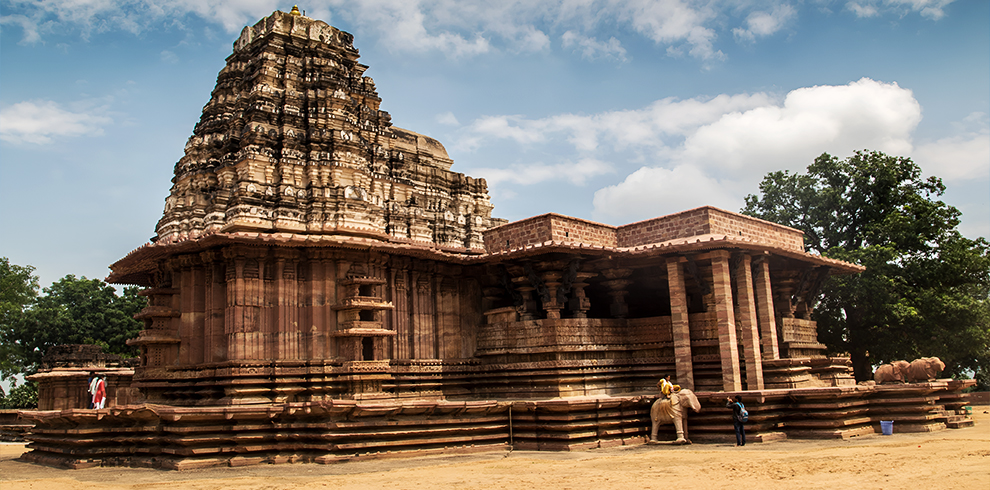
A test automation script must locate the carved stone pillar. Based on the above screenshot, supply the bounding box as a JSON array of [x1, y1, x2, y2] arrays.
[[568, 272, 596, 318], [666, 258, 694, 390], [601, 269, 632, 319], [734, 254, 764, 390], [225, 251, 246, 361], [753, 257, 780, 360], [710, 250, 742, 392], [511, 276, 538, 321], [540, 271, 564, 319]]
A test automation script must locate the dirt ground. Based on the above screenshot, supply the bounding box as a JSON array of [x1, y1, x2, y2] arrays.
[[2, 406, 988, 490]]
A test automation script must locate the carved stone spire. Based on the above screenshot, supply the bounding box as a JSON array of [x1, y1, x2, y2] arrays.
[[155, 10, 500, 251]]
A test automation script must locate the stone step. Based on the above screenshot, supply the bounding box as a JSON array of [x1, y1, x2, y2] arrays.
[[946, 417, 974, 429]]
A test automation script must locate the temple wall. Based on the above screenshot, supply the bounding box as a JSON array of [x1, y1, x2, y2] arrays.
[[482, 214, 618, 253], [483, 207, 805, 254], [546, 215, 617, 247], [617, 207, 805, 251]]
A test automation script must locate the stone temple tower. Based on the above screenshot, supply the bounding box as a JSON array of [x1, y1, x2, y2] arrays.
[[156, 8, 499, 250]]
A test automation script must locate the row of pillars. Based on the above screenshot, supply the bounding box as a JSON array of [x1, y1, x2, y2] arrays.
[[669, 251, 779, 392]]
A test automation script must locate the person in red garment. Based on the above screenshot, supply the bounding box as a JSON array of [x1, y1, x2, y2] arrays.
[[92, 376, 107, 409]]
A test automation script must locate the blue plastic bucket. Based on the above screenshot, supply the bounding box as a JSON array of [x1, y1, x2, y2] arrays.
[[880, 420, 893, 436]]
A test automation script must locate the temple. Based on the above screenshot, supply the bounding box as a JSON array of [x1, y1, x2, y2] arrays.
[[18, 9, 974, 469]]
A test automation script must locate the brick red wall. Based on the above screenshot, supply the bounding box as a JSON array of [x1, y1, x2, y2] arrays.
[[705, 207, 805, 252], [547, 215, 617, 248], [483, 215, 555, 253], [617, 208, 712, 248], [483, 214, 618, 253], [617, 207, 804, 252], [484, 207, 804, 253]]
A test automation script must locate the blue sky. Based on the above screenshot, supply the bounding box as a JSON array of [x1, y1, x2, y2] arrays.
[[1, 0, 988, 291]]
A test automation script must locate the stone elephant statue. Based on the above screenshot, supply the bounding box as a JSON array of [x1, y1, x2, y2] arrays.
[[874, 360, 911, 384], [648, 389, 701, 445], [906, 357, 945, 382]]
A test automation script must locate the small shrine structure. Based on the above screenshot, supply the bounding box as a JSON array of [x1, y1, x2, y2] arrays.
[[18, 8, 974, 469]]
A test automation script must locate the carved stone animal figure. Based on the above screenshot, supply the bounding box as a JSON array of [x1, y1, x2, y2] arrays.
[[874, 360, 911, 384], [649, 389, 701, 445], [906, 357, 945, 382]]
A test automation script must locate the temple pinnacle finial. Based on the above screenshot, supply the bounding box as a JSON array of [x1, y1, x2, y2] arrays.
[[290, 5, 301, 15]]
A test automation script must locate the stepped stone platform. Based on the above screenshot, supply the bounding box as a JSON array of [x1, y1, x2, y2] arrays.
[[17, 379, 975, 469]]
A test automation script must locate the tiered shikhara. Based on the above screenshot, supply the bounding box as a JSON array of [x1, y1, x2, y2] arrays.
[[22, 10, 975, 470]]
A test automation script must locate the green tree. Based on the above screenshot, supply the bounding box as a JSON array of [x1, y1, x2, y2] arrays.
[[743, 150, 990, 381], [0, 272, 144, 379], [0, 258, 40, 377], [0, 381, 38, 409]]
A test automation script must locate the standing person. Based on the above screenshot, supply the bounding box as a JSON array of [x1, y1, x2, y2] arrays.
[[87, 372, 99, 409], [92, 376, 107, 409], [726, 395, 747, 446]]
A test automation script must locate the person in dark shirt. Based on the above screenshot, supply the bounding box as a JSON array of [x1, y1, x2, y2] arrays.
[[725, 395, 746, 446]]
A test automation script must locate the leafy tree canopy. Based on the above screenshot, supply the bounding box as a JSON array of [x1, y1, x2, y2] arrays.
[[0, 259, 144, 379], [743, 151, 990, 382]]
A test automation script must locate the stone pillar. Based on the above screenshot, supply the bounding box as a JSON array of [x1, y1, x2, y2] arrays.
[[567, 272, 596, 319], [710, 250, 742, 392], [413, 270, 436, 359], [601, 269, 632, 319], [734, 254, 764, 390], [190, 262, 207, 365], [275, 251, 301, 360], [666, 258, 694, 390], [511, 276, 538, 321], [753, 257, 780, 360], [226, 253, 246, 361], [177, 259, 195, 366], [438, 275, 460, 358], [540, 271, 564, 319]]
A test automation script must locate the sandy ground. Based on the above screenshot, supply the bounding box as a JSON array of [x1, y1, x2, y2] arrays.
[[2, 406, 988, 490]]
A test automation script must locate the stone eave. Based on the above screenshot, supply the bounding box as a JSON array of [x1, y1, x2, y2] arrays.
[[108, 228, 862, 286], [107, 232, 489, 286], [472, 233, 864, 274]]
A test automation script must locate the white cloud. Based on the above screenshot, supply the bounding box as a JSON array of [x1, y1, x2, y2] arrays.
[[456, 92, 777, 153], [574, 78, 923, 223], [0, 1, 961, 61], [846, 0, 956, 20], [733, 4, 797, 43], [160, 50, 179, 64], [475, 158, 614, 187], [436, 111, 461, 126], [0, 0, 280, 42], [456, 115, 549, 151], [561, 30, 627, 61], [914, 112, 990, 182], [0, 100, 113, 144], [338, 0, 492, 58], [674, 78, 921, 177], [593, 164, 741, 223], [0, 14, 43, 44]]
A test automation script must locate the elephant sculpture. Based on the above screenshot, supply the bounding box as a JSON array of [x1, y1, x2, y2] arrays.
[[905, 357, 945, 382], [648, 389, 701, 445], [874, 360, 911, 384]]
